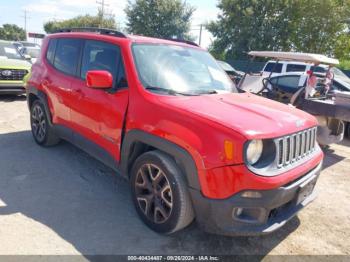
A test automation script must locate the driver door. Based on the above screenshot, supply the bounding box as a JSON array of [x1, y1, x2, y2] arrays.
[[69, 40, 129, 163]]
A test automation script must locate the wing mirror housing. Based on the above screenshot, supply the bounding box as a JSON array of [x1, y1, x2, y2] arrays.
[[86, 70, 113, 89], [23, 54, 31, 60]]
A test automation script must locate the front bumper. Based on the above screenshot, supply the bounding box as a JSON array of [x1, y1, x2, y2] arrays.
[[0, 82, 25, 94], [190, 161, 322, 236]]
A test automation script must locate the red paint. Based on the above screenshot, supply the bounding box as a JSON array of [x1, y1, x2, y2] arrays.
[[86, 70, 113, 89], [27, 32, 323, 200]]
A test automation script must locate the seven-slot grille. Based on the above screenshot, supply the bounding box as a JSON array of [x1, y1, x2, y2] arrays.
[[0, 69, 28, 81], [275, 127, 317, 168]]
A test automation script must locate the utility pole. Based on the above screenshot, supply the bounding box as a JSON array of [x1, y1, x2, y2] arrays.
[[96, 0, 109, 27], [198, 24, 203, 46], [21, 10, 30, 41]]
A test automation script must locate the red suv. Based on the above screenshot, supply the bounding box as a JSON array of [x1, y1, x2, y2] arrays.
[[26, 28, 323, 236]]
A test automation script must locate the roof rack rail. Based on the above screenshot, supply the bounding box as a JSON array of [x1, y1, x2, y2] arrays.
[[54, 27, 127, 38], [165, 38, 199, 47]]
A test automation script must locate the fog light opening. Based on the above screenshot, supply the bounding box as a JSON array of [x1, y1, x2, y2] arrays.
[[232, 207, 265, 224], [241, 191, 262, 198]]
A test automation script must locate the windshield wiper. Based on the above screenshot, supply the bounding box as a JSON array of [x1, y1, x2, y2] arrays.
[[145, 86, 198, 96], [197, 90, 218, 95]]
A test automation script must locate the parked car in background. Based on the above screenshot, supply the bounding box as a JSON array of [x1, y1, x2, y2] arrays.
[[26, 28, 323, 236], [19, 41, 41, 48], [240, 51, 350, 145], [0, 40, 31, 95], [262, 60, 350, 137], [217, 60, 244, 85], [19, 46, 40, 64], [12, 42, 23, 51], [262, 60, 350, 92]]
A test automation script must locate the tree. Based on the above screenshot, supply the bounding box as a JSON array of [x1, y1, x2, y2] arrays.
[[0, 24, 26, 41], [290, 0, 349, 55], [207, 0, 294, 60], [125, 0, 195, 39], [43, 10, 118, 34], [207, 0, 350, 60]]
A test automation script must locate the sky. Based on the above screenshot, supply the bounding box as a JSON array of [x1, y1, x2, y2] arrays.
[[0, 0, 219, 48]]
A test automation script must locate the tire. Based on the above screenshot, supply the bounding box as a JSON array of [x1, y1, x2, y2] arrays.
[[30, 100, 60, 146], [130, 150, 195, 234], [347, 123, 350, 138]]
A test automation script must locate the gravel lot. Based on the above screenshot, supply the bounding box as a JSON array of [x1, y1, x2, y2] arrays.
[[0, 95, 349, 256]]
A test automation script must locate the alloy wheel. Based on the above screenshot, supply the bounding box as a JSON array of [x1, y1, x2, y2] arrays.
[[31, 104, 46, 143], [135, 163, 173, 224]]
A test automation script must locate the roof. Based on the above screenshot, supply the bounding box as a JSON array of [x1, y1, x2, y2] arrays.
[[248, 51, 339, 65]]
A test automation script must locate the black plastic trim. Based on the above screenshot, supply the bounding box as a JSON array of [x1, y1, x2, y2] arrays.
[[189, 161, 322, 236], [120, 129, 200, 190], [54, 27, 127, 38], [26, 86, 53, 126]]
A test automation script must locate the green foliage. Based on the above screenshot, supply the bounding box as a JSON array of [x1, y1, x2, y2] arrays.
[[0, 24, 26, 41], [208, 0, 350, 60], [335, 33, 350, 61], [125, 0, 195, 39], [339, 60, 350, 70], [43, 11, 118, 34]]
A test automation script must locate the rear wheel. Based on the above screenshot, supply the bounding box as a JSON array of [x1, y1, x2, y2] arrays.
[[30, 100, 60, 146], [130, 150, 194, 234]]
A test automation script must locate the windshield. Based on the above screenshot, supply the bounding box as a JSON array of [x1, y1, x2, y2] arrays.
[[331, 67, 349, 79], [22, 47, 40, 58], [132, 44, 236, 95], [217, 60, 235, 72], [0, 42, 23, 60]]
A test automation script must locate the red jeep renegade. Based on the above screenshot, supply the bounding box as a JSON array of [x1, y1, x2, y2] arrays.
[[26, 28, 323, 236]]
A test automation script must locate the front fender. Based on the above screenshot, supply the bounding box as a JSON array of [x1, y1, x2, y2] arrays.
[[120, 129, 201, 190]]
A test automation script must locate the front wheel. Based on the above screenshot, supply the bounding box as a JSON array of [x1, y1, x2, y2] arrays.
[[130, 150, 194, 234], [30, 100, 60, 146]]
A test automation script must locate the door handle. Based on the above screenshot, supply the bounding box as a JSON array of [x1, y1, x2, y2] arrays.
[[73, 88, 84, 98]]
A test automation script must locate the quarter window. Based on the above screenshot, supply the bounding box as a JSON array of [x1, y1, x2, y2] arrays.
[[286, 64, 306, 72], [264, 62, 282, 73], [53, 39, 81, 76], [46, 39, 57, 64]]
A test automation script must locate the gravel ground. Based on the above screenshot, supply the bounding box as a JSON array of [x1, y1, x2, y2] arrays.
[[0, 95, 349, 256]]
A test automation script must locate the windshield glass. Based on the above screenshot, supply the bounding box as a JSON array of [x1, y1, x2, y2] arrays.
[[331, 67, 349, 79], [23, 47, 40, 58], [0, 42, 23, 60], [132, 44, 236, 94]]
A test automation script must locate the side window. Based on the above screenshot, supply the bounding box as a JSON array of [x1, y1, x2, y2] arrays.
[[286, 64, 306, 72], [81, 40, 127, 89], [264, 62, 282, 73], [271, 75, 301, 89], [53, 39, 81, 76], [46, 39, 57, 64]]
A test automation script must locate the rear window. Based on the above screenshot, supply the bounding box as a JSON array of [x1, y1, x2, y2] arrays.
[[53, 39, 81, 76], [286, 64, 306, 72], [264, 62, 282, 73]]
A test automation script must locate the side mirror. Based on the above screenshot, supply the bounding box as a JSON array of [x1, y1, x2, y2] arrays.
[[23, 54, 31, 60], [86, 70, 113, 89]]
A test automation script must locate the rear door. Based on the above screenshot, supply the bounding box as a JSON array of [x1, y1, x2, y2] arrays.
[[69, 39, 129, 163], [43, 38, 82, 126]]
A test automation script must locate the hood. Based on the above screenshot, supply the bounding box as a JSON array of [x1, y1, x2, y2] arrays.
[[160, 92, 317, 139], [0, 57, 32, 69]]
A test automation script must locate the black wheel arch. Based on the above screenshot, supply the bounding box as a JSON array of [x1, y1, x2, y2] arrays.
[[27, 86, 53, 126], [121, 129, 201, 191]]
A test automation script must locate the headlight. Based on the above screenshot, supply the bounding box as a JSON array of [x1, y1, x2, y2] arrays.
[[246, 140, 263, 165]]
